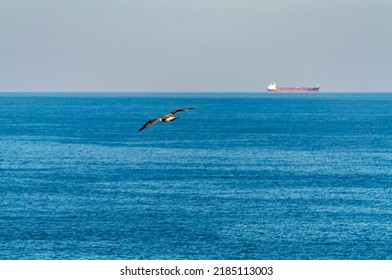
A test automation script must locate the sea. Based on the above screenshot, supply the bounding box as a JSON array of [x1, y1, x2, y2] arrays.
[[0, 92, 391, 260]]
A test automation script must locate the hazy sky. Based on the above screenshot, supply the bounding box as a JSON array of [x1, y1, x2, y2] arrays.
[[0, 0, 391, 92]]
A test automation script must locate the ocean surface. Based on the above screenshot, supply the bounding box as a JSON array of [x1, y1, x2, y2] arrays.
[[0, 93, 391, 260]]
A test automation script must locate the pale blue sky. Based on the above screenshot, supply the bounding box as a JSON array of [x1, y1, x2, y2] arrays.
[[0, 0, 391, 92]]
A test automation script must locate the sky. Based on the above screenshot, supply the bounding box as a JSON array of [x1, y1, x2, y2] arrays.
[[0, 0, 391, 92]]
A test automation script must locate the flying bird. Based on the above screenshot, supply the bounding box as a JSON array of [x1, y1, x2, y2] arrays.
[[138, 108, 195, 132]]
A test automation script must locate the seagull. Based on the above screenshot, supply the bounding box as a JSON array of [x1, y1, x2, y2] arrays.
[[138, 108, 195, 132]]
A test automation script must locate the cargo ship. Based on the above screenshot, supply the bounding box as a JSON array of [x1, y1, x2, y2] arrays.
[[267, 82, 320, 93]]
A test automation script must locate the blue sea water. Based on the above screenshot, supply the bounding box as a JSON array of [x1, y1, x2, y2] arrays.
[[0, 93, 391, 260]]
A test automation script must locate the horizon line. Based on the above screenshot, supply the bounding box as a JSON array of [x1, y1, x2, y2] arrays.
[[1, 90, 392, 94]]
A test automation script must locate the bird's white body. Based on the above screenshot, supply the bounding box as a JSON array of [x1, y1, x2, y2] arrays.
[[162, 116, 177, 122]]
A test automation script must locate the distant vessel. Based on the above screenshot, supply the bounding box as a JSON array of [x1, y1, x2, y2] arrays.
[[267, 82, 320, 93]]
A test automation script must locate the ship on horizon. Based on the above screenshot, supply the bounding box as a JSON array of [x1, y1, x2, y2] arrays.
[[267, 82, 320, 93]]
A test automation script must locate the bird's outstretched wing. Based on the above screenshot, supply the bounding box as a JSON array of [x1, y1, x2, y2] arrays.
[[170, 108, 195, 115], [138, 117, 161, 132]]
